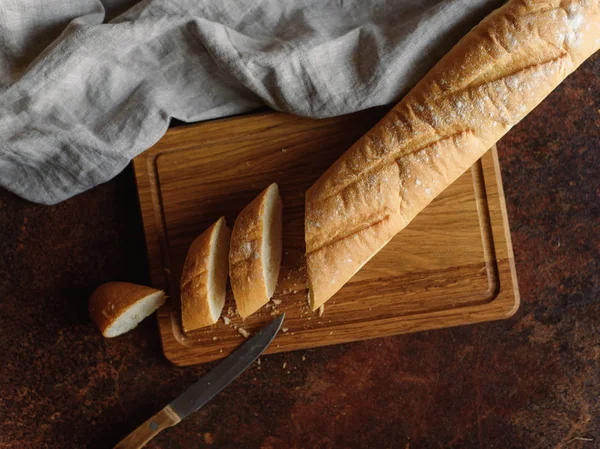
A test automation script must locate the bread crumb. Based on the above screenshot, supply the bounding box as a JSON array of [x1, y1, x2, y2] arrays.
[[238, 328, 250, 338], [203, 432, 214, 444], [272, 299, 282, 305], [222, 316, 230, 325], [292, 290, 298, 294], [219, 349, 223, 353], [302, 355, 306, 361], [227, 307, 234, 317], [318, 304, 325, 317], [257, 358, 261, 365], [212, 336, 218, 340], [282, 327, 289, 333], [282, 362, 287, 369], [329, 331, 333, 335], [281, 148, 288, 153]]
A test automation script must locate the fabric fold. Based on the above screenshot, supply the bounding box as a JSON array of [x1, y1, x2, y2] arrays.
[[0, 0, 502, 204]]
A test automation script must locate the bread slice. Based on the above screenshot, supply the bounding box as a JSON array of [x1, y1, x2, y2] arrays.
[[229, 183, 283, 318], [180, 217, 231, 332], [88, 282, 166, 337], [305, 0, 600, 310]]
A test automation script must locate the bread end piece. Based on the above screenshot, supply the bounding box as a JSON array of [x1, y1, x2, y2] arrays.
[[181, 217, 231, 332], [88, 282, 166, 338], [230, 183, 283, 318]]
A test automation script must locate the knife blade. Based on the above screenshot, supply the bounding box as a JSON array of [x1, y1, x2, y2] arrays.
[[113, 313, 285, 449], [170, 312, 284, 418]]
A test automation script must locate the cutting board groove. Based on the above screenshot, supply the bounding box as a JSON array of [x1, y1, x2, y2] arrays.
[[134, 108, 519, 366]]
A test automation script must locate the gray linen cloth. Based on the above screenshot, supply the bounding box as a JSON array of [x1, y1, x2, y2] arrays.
[[0, 0, 502, 205]]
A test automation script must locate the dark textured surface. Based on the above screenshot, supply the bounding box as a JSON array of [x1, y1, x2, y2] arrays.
[[0, 52, 598, 449]]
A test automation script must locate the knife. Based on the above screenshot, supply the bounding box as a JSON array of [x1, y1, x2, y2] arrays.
[[113, 313, 285, 449]]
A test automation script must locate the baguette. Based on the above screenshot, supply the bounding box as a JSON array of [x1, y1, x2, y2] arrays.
[[230, 183, 283, 318], [88, 282, 166, 337], [180, 217, 230, 332], [305, 0, 600, 310]]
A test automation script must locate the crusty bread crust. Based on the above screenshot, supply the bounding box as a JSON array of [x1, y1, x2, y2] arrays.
[[230, 183, 282, 318], [180, 217, 230, 332], [306, 0, 600, 310], [88, 282, 165, 337]]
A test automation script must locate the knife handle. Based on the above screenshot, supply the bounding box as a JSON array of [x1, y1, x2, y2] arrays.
[[113, 405, 181, 449]]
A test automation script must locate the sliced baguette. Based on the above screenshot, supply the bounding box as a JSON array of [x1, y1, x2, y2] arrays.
[[229, 183, 283, 318], [305, 0, 600, 310], [180, 217, 231, 332], [88, 282, 166, 337]]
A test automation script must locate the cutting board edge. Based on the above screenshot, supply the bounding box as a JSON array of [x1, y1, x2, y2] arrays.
[[158, 257, 519, 367]]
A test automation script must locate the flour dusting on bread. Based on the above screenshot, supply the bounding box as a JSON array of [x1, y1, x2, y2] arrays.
[[305, 0, 600, 309], [230, 183, 283, 318]]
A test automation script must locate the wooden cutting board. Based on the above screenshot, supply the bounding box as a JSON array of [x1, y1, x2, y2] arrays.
[[133, 107, 519, 366]]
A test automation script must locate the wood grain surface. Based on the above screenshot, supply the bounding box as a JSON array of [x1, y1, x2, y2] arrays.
[[133, 108, 519, 366]]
